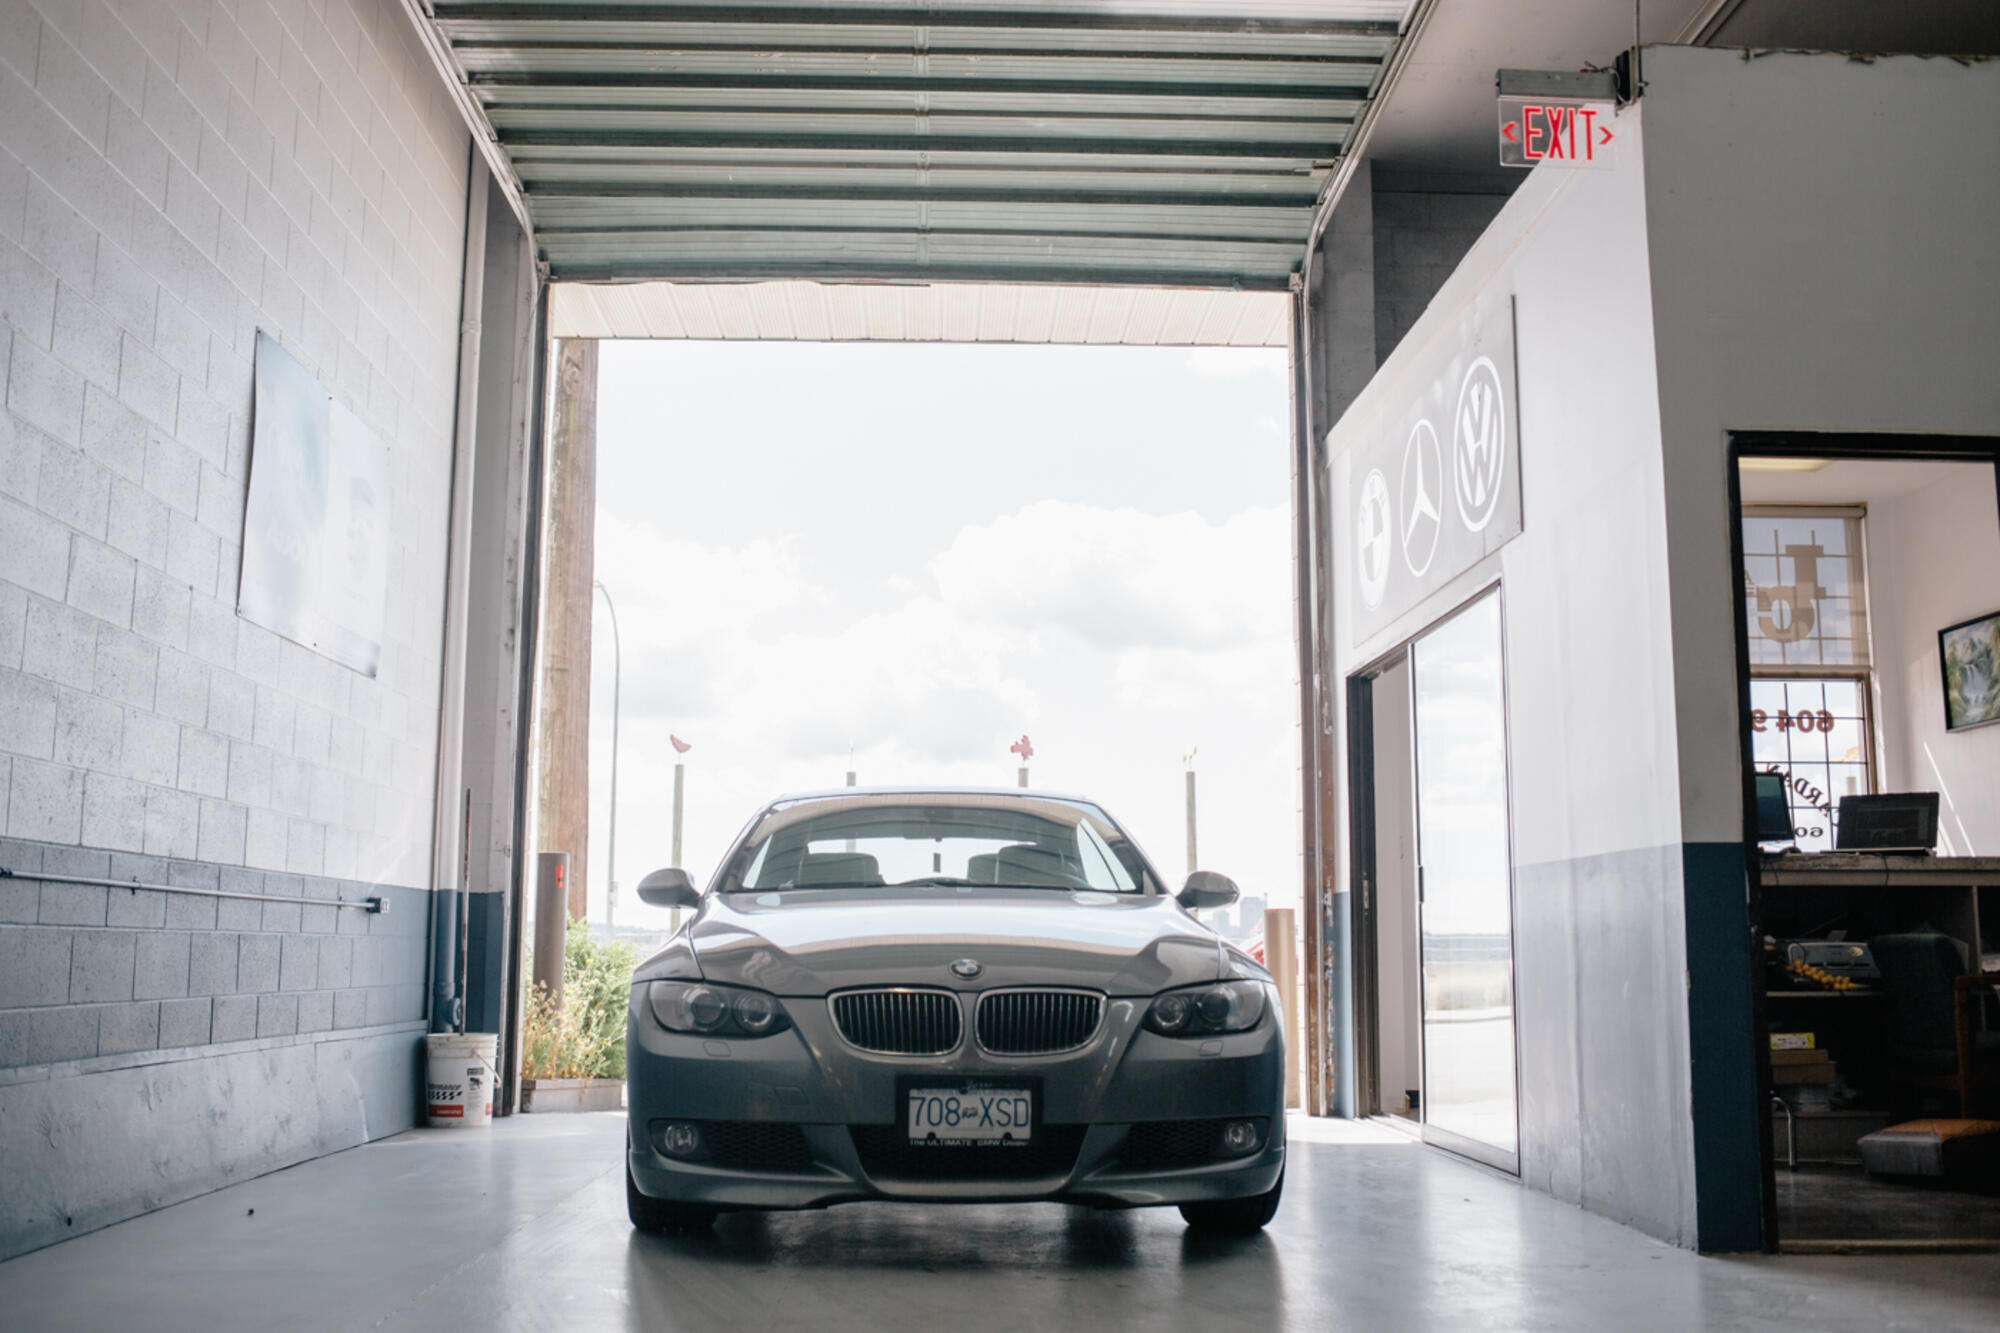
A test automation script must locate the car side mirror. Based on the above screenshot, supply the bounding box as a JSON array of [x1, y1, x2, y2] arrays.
[[636, 867, 701, 909], [1176, 870, 1239, 911]]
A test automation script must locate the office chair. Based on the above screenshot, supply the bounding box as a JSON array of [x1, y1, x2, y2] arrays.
[[1871, 932, 2000, 1117]]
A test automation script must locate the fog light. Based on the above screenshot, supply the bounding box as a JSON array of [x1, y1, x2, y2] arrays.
[[1218, 1120, 1260, 1157], [660, 1122, 703, 1159]]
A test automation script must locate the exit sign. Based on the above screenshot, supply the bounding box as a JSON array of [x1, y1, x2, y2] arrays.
[[1495, 69, 1620, 170]]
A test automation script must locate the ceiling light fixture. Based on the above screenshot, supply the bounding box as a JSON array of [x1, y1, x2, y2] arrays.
[[1739, 458, 1831, 473]]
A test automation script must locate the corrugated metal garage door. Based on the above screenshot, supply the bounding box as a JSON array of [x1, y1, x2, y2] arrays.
[[409, 1, 1416, 288]]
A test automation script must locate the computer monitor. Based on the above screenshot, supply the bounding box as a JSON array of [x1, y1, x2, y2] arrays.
[[1834, 793, 1939, 853], [1754, 773, 1793, 844]]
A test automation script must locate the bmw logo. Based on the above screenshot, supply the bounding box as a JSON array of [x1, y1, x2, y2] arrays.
[[950, 959, 983, 979]]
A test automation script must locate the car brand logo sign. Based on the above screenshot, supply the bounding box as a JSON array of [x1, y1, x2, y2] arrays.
[[1398, 419, 1443, 576], [1346, 300, 1521, 645], [1357, 468, 1392, 610], [950, 959, 983, 979], [1453, 356, 1507, 533]]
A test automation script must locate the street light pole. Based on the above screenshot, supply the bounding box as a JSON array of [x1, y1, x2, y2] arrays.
[[594, 580, 621, 932], [1184, 747, 1198, 876]]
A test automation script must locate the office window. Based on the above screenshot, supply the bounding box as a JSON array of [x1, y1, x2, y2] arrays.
[[1749, 678, 1871, 850], [1742, 506, 1873, 849]]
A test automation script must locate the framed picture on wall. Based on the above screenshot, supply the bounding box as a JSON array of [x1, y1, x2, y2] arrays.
[[1939, 609, 2000, 732]]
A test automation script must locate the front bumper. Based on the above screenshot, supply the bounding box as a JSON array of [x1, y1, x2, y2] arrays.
[[625, 992, 1285, 1210]]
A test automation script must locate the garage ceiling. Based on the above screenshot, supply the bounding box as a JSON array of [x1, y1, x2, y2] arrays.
[[410, 1, 1419, 288]]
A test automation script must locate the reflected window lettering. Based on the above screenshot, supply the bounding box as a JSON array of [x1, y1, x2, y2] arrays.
[[1741, 510, 1869, 668]]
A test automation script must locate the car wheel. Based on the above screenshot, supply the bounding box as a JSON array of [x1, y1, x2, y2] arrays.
[[626, 1165, 717, 1234], [1178, 1169, 1283, 1235]]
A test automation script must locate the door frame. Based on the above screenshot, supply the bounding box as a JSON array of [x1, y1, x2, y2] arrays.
[[1348, 581, 1522, 1171], [1726, 430, 2000, 1251]]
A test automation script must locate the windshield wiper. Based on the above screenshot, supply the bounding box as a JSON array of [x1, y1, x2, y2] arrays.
[[768, 881, 882, 891], [891, 876, 982, 887]]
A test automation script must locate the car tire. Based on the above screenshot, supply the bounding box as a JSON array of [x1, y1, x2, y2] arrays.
[[627, 1165, 718, 1234], [1178, 1169, 1283, 1235]]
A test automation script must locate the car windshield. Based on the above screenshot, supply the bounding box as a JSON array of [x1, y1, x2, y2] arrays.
[[716, 795, 1159, 895]]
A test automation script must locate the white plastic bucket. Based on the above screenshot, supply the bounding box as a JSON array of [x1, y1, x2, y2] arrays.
[[426, 1032, 498, 1128]]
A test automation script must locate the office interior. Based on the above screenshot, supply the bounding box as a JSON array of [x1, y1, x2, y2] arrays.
[[1735, 452, 2000, 1244]]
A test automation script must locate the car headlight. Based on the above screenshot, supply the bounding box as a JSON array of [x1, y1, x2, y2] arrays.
[[648, 981, 792, 1037], [1144, 981, 1267, 1037]]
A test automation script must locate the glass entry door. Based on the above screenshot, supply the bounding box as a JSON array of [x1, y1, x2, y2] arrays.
[[1411, 591, 1519, 1171]]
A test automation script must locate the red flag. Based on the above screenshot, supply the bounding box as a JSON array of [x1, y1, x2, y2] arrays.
[[1009, 735, 1034, 761], [670, 735, 692, 754]]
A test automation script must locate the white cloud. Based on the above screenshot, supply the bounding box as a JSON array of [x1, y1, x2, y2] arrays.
[[930, 501, 1290, 652]]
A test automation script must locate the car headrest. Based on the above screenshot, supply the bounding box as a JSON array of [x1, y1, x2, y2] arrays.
[[965, 853, 1000, 883], [794, 852, 883, 887], [992, 843, 1076, 887]]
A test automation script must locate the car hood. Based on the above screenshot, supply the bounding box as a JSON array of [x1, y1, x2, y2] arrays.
[[683, 889, 1223, 996]]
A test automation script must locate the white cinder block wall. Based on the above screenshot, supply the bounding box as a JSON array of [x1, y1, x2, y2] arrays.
[[0, 0, 462, 882], [0, 0, 469, 1259]]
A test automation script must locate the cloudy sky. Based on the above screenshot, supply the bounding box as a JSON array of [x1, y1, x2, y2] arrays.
[[579, 338, 1298, 930]]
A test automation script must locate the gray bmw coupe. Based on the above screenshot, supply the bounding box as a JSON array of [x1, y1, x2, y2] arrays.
[[624, 788, 1286, 1235]]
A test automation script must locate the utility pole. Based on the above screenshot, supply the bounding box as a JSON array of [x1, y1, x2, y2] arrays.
[[536, 339, 598, 921], [666, 735, 692, 931], [672, 764, 685, 867], [1184, 747, 1198, 876], [594, 581, 621, 932]]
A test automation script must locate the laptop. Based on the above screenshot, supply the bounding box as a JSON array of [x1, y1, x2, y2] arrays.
[[1834, 792, 1940, 854]]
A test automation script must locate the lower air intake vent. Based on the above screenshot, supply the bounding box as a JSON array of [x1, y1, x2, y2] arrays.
[[850, 1125, 1086, 1181], [704, 1121, 815, 1172]]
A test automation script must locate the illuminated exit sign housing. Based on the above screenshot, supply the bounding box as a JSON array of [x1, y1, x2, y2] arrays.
[[1496, 68, 1620, 169]]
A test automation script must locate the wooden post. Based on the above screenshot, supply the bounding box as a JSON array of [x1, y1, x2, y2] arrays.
[[536, 339, 598, 921], [533, 852, 568, 1010], [1266, 907, 1302, 1109]]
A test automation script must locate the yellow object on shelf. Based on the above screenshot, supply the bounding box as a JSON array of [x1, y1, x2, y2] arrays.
[[1785, 957, 1859, 991]]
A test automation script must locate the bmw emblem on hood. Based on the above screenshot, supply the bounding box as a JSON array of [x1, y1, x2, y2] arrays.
[[950, 959, 983, 979]]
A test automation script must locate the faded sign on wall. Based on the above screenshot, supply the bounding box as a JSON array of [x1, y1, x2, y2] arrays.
[[1349, 299, 1523, 643], [238, 332, 391, 676]]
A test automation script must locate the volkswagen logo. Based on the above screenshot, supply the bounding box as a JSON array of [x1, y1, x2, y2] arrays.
[[950, 959, 983, 979], [1453, 355, 1508, 533]]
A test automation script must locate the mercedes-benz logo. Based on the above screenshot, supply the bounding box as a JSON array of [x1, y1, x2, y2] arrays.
[[1399, 419, 1442, 577], [950, 959, 982, 979]]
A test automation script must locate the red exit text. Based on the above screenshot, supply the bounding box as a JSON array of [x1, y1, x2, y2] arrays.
[[1498, 98, 1616, 169]]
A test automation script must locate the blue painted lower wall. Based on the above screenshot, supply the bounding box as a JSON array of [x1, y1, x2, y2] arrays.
[[1681, 840, 1765, 1252]]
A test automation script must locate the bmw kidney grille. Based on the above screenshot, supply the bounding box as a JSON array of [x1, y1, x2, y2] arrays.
[[976, 990, 1104, 1055], [830, 989, 962, 1055]]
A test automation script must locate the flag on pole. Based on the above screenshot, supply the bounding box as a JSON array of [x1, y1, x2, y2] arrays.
[[670, 735, 692, 754], [1009, 735, 1034, 761]]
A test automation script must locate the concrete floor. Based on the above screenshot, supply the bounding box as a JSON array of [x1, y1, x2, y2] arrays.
[[3, 1115, 1998, 1333]]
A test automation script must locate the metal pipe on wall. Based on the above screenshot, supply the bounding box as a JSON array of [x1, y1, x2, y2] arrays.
[[429, 145, 490, 1034]]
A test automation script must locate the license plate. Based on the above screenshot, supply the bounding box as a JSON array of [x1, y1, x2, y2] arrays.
[[906, 1086, 1033, 1145]]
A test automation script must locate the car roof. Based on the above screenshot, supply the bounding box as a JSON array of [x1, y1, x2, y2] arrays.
[[768, 784, 1097, 804]]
